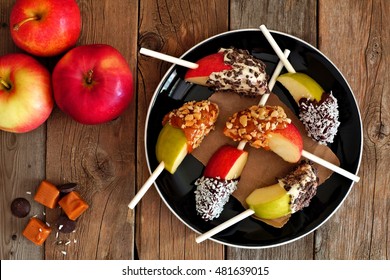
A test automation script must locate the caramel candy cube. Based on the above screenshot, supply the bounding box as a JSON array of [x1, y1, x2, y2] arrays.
[[34, 180, 60, 209], [22, 217, 52, 246], [58, 191, 89, 220]]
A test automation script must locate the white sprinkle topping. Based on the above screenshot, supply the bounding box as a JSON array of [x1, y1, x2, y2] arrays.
[[26, 191, 32, 195], [299, 92, 340, 145], [194, 176, 238, 221], [61, 251, 67, 255]]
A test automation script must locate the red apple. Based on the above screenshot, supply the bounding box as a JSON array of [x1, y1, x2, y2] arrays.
[[184, 52, 232, 86], [0, 53, 53, 133], [52, 44, 133, 125], [267, 123, 303, 163], [10, 0, 81, 57], [203, 145, 248, 179]]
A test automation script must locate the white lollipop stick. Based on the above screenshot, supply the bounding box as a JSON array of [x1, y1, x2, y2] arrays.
[[258, 49, 291, 107], [237, 49, 291, 151], [140, 48, 199, 69], [301, 151, 360, 182], [259, 25, 296, 74], [196, 209, 254, 243], [128, 161, 165, 209]]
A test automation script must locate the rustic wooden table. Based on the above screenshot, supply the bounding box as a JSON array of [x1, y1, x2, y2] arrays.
[[1, 0, 389, 260]]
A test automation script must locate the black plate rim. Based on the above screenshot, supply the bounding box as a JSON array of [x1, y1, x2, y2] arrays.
[[143, 28, 363, 249]]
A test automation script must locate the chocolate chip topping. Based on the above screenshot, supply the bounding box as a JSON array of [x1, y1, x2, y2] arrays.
[[207, 48, 269, 97], [194, 176, 238, 221], [278, 161, 319, 213], [11, 197, 31, 218], [299, 92, 340, 145]]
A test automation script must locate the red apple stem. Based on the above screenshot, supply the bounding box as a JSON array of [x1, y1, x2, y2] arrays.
[[0, 78, 11, 90], [86, 70, 94, 84], [13, 16, 40, 31]]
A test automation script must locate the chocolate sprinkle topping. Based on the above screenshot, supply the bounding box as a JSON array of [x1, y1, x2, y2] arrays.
[[194, 176, 238, 221], [278, 161, 319, 213], [206, 48, 269, 97], [299, 92, 340, 145]]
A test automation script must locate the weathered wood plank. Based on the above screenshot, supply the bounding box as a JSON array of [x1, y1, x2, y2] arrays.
[[136, 0, 229, 260], [44, 0, 138, 260], [0, 0, 45, 260], [230, 0, 317, 45], [316, 0, 389, 259], [227, 0, 318, 260]]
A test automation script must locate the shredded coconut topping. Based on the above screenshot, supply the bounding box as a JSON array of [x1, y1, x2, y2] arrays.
[[194, 176, 238, 221], [207, 48, 269, 97], [299, 92, 340, 145]]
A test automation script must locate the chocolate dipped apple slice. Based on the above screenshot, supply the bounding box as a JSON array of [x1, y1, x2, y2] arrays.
[[185, 48, 269, 97]]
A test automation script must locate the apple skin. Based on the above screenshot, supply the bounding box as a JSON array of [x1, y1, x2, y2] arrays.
[[203, 145, 248, 179], [0, 53, 53, 133], [52, 44, 133, 125], [10, 0, 81, 57], [267, 123, 303, 163], [184, 52, 232, 85]]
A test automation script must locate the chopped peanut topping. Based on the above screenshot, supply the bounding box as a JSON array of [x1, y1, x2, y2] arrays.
[[224, 105, 291, 148], [162, 100, 219, 152]]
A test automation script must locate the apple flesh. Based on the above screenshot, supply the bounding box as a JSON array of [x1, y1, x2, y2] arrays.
[[10, 0, 81, 57], [276, 73, 324, 103], [246, 183, 291, 219], [267, 123, 303, 163], [0, 53, 53, 133], [52, 44, 133, 125], [155, 124, 188, 174], [184, 52, 232, 86], [203, 145, 248, 179]]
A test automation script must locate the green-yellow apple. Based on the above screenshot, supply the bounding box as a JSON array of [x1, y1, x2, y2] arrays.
[[246, 183, 291, 220], [10, 0, 81, 57], [267, 123, 303, 163], [52, 44, 133, 125], [276, 72, 324, 103], [0, 53, 53, 133], [246, 161, 318, 220], [155, 123, 188, 174], [203, 145, 248, 179]]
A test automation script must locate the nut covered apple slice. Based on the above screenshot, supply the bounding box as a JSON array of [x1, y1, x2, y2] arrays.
[[185, 48, 269, 97], [129, 100, 219, 209], [224, 104, 303, 163]]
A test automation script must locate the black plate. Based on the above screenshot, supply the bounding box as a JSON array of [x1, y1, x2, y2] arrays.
[[144, 29, 362, 248]]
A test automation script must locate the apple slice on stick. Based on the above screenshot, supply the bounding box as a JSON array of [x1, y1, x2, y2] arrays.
[[260, 24, 341, 145], [129, 100, 219, 209], [258, 24, 359, 182]]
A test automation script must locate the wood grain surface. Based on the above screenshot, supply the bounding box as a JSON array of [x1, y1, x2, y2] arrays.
[[0, 0, 388, 260]]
